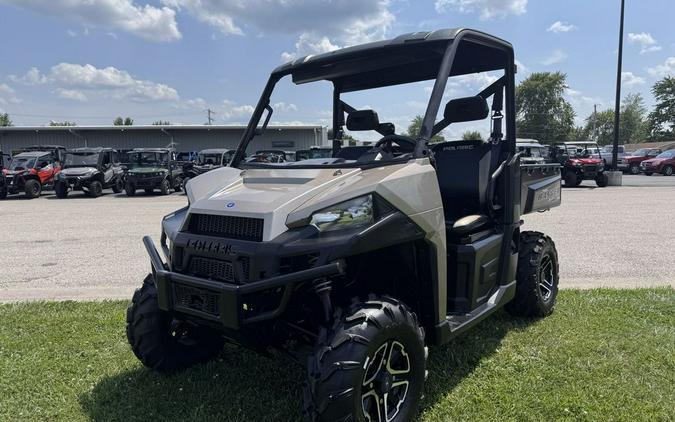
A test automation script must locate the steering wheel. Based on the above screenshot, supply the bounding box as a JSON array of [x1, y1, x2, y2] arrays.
[[374, 135, 416, 154]]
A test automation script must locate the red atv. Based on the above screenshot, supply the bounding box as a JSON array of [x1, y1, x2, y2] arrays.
[[1, 150, 61, 199], [552, 142, 608, 187]]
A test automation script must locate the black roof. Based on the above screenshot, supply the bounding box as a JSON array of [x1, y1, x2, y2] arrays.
[[199, 148, 232, 154], [66, 147, 115, 153], [274, 28, 512, 92], [13, 151, 51, 157], [131, 148, 172, 153]]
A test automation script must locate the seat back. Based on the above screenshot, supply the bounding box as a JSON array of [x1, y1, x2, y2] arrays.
[[431, 140, 493, 220]]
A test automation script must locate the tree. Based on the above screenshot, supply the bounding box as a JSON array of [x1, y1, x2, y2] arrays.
[[516, 72, 575, 142], [461, 130, 483, 141], [406, 115, 445, 143], [582, 93, 647, 145], [647, 76, 675, 140], [152, 120, 171, 126], [113, 116, 134, 126], [0, 112, 12, 127], [49, 121, 77, 126]]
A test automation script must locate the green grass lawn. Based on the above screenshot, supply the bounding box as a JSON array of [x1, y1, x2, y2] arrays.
[[1, 288, 673, 421]]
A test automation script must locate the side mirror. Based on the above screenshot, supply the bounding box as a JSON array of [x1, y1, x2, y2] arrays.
[[346, 110, 380, 131], [444, 96, 489, 123]]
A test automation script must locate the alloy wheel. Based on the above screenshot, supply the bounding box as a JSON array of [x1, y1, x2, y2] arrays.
[[361, 340, 411, 422], [538, 254, 555, 302]]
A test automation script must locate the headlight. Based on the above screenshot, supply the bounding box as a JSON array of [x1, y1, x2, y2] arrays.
[[310, 195, 374, 232]]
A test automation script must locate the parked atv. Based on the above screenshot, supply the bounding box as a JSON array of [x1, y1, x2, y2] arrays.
[[1, 150, 61, 199], [127, 28, 562, 421], [552, 142, 607, 187], [124, 148, 183, 196], [54, 148, 125, 198], [181, 148, 234, 191]]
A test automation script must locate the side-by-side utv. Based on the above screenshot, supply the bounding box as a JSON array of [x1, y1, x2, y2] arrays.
[[126, 28, 562, 422]]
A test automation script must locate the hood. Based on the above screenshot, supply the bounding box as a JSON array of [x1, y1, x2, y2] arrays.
[[61, 167, 97, 176], [569, 158, 602, 165], [3, 168, 34, 176], [642, 158, 666, 165], [186, 161, 438, 241], [127, 167, 167, 174]]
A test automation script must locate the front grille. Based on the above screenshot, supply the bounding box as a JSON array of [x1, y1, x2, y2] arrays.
[[189, 256, 234, 282], [174, 284, 219, 316], [188, 213, 264, 242], [584, 165, 597, 172]]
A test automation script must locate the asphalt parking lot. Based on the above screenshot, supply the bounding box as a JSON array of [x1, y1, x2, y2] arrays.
[[1, 175, 674, 302]]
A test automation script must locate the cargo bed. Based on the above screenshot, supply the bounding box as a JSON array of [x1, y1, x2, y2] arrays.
[[520, 163, 561, 214]]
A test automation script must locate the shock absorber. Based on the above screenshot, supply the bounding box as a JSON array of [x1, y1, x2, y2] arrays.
[[313, 278, 333, 323]]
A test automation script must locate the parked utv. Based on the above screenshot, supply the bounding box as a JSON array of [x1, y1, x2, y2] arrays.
[[54, 148, 124, 198], [617, 148, 662, 174], [126, 29, 562, 422], [552, 142, 607, 187], [124, 148, 183, 196], [181, 149, 234, 191], [1, 150, 61, 199], [516, 140, 549, 164]]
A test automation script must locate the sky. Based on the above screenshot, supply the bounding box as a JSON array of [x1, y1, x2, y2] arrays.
[[0, 0, 673, 140]]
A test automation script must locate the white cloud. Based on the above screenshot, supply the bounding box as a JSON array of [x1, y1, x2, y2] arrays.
[[628, 32, 661, 54], [161, 0, 394, 61], [621, 72, 645, 87], [281, 34, 340, 61], [547, 21, 576, 33], [11, 63, 179, 103], [55, 88, 88, 102], [435, 0, 527, 20], [0, 83, 14, 95], [0, 0, 181, 42], [541, 49, 568, 66], [273, 102, 298, 112], [514, 59, 529, 74], [66, 29, 77, 37], [9, 67, 48, 85], [647, 57, 675, 78], [0, 83, 21, 105], [221, 99, 254, 120]]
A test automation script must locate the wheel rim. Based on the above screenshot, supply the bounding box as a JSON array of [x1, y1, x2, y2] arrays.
[[538, 254, 555, 302], [666, 167, 673, 176], [32, 183, 39, 195], [361, 340, 411, 422], [631, 165, 639, 174]]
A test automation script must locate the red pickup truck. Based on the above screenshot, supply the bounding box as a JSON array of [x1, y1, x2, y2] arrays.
[[640, 149, 675, 176], [618, 148, 662, 174]]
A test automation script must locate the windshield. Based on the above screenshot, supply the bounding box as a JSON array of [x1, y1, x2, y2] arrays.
[[296, 149, 333, 161], [128, 152, 168, 168], [198, 152, 231, 166], [656, 150, 675, 159], [9, 157, 36, 170], [64, 152, 99, 167], [565, 145, 599, 158], [235, 65, 505, 169], [629, 149, 648, 157]]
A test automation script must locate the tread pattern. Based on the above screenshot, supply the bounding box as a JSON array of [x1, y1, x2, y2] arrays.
[[303, 295, 426, 422], [126, 274, 225, 372], [506, 231, 559, 317]]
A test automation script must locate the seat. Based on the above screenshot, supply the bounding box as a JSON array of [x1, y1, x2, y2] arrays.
[[431, 139, 495, 240]]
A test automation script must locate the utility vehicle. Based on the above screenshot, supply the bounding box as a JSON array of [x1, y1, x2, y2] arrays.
[[296, 147, 333, 161], [618, 148, 662, 174], [1, 150, 61, 199], [552, 142, 607, 187], [126, 29, 562, 422], [181, 149, 234, 191], [54, 147, 124, 198], [516, 140, 549, 165], [124, 148, 183, 196], [12, 145, 67, 164]]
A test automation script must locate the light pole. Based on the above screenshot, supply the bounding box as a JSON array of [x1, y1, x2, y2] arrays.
[[608, 0, 625, 185]]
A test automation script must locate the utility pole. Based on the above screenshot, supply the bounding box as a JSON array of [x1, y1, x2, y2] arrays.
[[611, 0, 625, 172], [206, 109, 215, 125], [593, 104, 598, 141]]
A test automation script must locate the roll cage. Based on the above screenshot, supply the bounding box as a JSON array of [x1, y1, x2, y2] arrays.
[[230, 28, 516, 167]]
